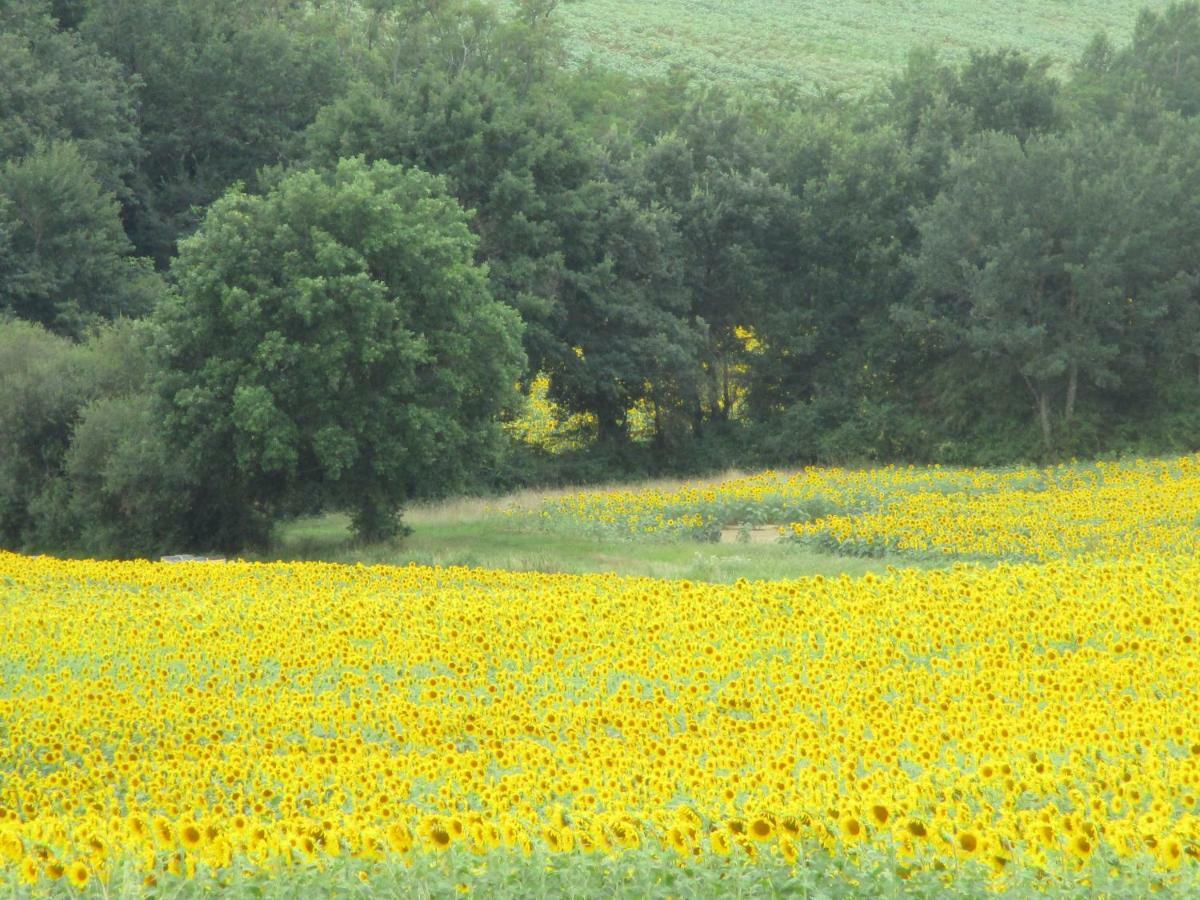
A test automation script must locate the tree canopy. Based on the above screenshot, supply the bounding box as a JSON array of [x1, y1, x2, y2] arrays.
[[158, 157, 525, 547], [4, 0, 1200, 554]]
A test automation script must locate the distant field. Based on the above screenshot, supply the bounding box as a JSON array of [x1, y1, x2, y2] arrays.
[[555, 0, 1171, 87]]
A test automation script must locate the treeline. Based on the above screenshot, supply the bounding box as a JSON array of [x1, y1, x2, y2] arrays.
[[3, 0, 1200, 554]]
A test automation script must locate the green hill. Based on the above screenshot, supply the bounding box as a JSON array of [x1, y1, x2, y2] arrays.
[[556, 0, 1171, 87]]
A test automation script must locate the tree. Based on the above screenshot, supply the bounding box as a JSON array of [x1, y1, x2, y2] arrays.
[[0, 316, 156, 550], [1123, 2, 1200, 118], [0, 0, 140, 194], [886, 47, 1063, 198], [159, 157, 525, 547], [0, 141, 160, 336], [901, 128, 1183, 450], [63, 391, 191, 556], [952, 49, 1063, 143], [1146, 118, 1200, 388], [304, 69, 598, 380], [0, 319, 85, 547], [743, 109, 921, 436], [547, 175, 704, 444], [81, 0, 347, 263], [623, 86, 799, 430]]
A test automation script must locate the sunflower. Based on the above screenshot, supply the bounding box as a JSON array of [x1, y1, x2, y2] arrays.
[[778, 816, 801, 838], [1068, 833, 1094, 863], [153, 817, 173, 848], [778, 836, 800, 865], [542, 825, 575, 853], [904, 819, 928, 839], [19, 858, 39, 885], [1158, 836, 1184, 870], [0, 833, 22, 863], [385, 822, 413, 854], [180, 823, 203, 851], [748, 817, 774, 842], [427, 825, 452, 852], [608, 819, 640, 849], [67, 861, 90, 888], [956, 830, 980, 857], [839, 815, 865, 843]]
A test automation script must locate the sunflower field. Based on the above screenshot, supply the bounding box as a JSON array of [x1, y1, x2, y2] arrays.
[[529, 455, 1200, 560], [3, 457, 1200, 896]]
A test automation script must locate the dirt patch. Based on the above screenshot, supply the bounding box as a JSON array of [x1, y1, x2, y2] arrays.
[[719, 525, 783, 545]]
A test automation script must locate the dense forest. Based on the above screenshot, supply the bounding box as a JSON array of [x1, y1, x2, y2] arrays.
[[3, 0, 1200, 555]]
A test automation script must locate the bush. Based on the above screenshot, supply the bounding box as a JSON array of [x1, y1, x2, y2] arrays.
[[0, 317, 186, 555], [0, 319, 89, 547], [64, 394, 193, 557]]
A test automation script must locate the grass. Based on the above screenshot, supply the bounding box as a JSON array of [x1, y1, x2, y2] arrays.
[[271, 486, 928, 582], [551, 0, 1171, 88], [33, 843, 1200, 898]]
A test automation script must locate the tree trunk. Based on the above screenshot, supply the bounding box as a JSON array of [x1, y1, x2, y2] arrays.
[[721, 358, 733, 421], [596, 409, 628, 445], [1038, 392, 1053, 449], [352, 495, 400, 544], [1064, 360, 1078, 427], [1022, 373, 1053, 450]]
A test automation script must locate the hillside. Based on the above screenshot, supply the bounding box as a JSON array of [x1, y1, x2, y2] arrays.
[[556, 0, 1171, 87]]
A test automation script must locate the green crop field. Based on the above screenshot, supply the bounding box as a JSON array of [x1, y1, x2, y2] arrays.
[[554, 0, 1171, 87]]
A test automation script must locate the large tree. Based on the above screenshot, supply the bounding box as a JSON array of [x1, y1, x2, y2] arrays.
[[548, 173, 703, 444], [901, 127, 1184, 450], [886, 46, 1064, 199], [0, 141, 159, 336], [304, 73, 594, 378], [0, 0, 140, 194], [81, 0, 346, 263], [159, 157, 525, 547]]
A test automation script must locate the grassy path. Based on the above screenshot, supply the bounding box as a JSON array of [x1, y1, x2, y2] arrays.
[[272, 502, 923, 583]]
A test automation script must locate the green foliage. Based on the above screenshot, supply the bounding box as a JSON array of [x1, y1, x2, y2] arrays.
[[0, 141, 161, 336], [549, 174, 703, 442], [303, 9, 708, 445], [901, 124, 1186, 450], [0, 319, 84, 547], [304, 73, 596, 377], [0, 317, 161, 551], [0, 0, 140, 194], [62, 393, 191, 557], [1120, 1, 1200, 115], [12, 842, 1200, 898], [160, 157, 525, 547], [4, 0, 1200, 552], [80, 0, 348, 262]]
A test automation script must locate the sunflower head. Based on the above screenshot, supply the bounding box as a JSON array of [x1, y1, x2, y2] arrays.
[[67, 861, 90, 888]]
